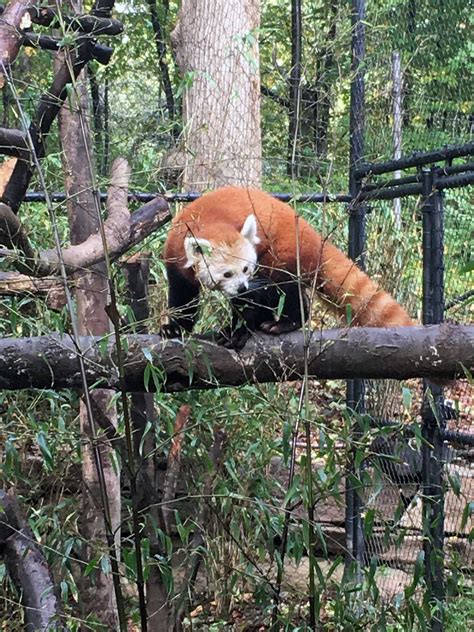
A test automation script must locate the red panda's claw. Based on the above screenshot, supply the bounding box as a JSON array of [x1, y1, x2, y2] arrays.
[[160, 323, 183, 339]]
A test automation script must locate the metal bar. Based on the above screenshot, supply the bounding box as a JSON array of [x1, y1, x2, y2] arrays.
[[359, 170, 474, 202], [355, 142, 474, 177], [346, 0, 366, 580], [438, 161, 474, 176], [349, 0, 365, 194], [361, 162, 474, 193], [19, 168, 473, 208], [431, 180, 444, 324], [22, 190, 353, 204], [421, 167, 446, 632], [362, 172, 420, 191], [441, 429, 474, 447], [436, 170, 474, 190]]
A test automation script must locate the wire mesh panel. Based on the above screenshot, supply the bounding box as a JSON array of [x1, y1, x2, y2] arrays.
[[364, 0, 473, 160]]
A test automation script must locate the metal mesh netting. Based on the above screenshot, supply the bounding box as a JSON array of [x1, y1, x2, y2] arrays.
[[361, 187, 473, 600], [260, 0, 473, 181], [364, 0, 473, 159]]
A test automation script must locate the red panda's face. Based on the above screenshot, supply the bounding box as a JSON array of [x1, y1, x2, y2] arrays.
[[184, 214, 260, 296]]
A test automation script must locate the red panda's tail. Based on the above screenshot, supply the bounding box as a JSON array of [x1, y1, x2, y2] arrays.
[[317, 241, 413, 327]]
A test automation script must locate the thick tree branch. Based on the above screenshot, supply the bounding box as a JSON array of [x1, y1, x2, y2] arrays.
[[0, 127, 30, 158], [0, 0, 32, 87], [22, 32, 114, 65], [28, 6, 123, 35], [0, 158, 171, 276], [1, 0, 117, 213], [145, 0, 176, 130], [0, 490, 65, 631], [0, 271, 67, 308], [0, 324, 471, 391]]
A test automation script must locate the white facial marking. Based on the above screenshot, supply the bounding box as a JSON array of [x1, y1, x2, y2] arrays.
[[191, 238, 258, 296]]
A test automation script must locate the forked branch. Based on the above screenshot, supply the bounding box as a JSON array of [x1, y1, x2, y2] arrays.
[[0, 158, 171, 276]]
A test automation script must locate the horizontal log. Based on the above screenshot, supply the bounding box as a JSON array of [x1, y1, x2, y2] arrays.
[[0, 324, 471, 391], [0, 272, 66, 308]]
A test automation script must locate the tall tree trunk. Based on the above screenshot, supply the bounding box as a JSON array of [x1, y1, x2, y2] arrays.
[[287, 0, 302, 177], [314, 0, 338, 161], [171, 0, 262, 190], [57, 39, 121, 632], [391, 51, 403, 229], [403, 0, 416, 127], [146, 0, 176, 134]]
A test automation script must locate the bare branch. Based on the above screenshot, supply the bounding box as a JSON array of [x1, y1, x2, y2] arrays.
[[28, 6, 123, 35], [0, 158, 171, 276], [0, 271, 67, 308]]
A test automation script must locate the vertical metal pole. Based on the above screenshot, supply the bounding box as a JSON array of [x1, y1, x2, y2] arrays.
[[421, 167, 446, 632], [287, 0, 302, 177], [346, 0, 366, 577]]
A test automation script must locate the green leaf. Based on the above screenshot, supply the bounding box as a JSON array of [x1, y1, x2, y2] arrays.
[[36, 431, 53, 470], [459, 260, 474, 274], [402, 386, 412, 409]]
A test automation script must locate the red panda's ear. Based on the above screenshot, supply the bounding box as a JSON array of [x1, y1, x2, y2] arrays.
[[184, 236, 212, 268], [241, 214, 260, 245]]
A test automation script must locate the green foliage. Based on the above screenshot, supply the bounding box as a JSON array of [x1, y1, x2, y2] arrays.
[[0, 0, 472, 629]]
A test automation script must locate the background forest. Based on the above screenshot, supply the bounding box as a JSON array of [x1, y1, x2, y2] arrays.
[[0, 0, 472, 630]]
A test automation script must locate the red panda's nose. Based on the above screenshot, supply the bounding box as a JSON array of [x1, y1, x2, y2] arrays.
[[237, 283, 247, 294]]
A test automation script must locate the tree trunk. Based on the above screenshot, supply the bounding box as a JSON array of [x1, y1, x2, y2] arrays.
[[287, 0, 302, 177], [391, 51, 403, 229], [56, 40, 121, 629], [124, 255, 171, 630], [171, 0, 262, 190], [314, 0, 338, 161]]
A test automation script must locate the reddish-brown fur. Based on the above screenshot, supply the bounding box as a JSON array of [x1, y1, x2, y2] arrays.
[[164, 186, 413, 327]]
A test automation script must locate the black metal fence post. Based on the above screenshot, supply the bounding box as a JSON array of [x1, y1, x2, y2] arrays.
[[421, 167, 446, 632], [346, 0, 366, 579]]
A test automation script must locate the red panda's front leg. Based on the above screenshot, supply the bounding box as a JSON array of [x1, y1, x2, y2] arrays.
[[161, 264, 200, 338], [259, 278, 309, 335]]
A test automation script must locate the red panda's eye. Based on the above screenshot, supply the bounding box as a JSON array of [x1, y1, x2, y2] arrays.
[[223, 271, 233, 278], [243, 266, 248, 273]]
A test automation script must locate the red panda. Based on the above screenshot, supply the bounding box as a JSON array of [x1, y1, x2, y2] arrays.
[[162, 186, 413, 344]]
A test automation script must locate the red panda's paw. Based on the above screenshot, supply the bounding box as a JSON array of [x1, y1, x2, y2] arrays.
[[215, 327, 251, 351], [260, 320, 299, 335]]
